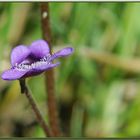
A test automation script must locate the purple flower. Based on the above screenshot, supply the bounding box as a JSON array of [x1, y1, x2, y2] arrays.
[[1, 40, 74, 80]]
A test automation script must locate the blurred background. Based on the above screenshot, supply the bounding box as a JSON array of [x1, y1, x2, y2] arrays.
[[0, 2, 140, 137]]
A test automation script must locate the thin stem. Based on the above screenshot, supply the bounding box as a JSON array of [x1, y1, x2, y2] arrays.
[[40, 2, 62, 136], [19, 80, 53, 137], [19, 79, 26, 94]]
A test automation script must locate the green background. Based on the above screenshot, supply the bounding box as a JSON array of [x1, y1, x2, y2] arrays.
[[0, 2, 140, 138]]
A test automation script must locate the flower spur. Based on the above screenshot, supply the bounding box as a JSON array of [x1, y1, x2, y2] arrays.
[[1, 39, 74, 80]]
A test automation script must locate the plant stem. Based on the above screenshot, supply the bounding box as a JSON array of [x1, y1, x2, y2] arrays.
[[40, 2, 62, 136], [19, 80, 53, 137]]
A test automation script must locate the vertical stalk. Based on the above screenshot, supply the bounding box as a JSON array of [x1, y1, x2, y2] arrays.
[[40, 2, 62, 136], [19, 80, 53, 137]]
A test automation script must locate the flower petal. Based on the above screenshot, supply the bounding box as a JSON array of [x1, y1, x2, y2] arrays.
[[11, 45, 31, 66], [51, 47, 74, 61], [29, 40, 50, 58], [1, 69, 28, 80], [34, 62, 60, 71]]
